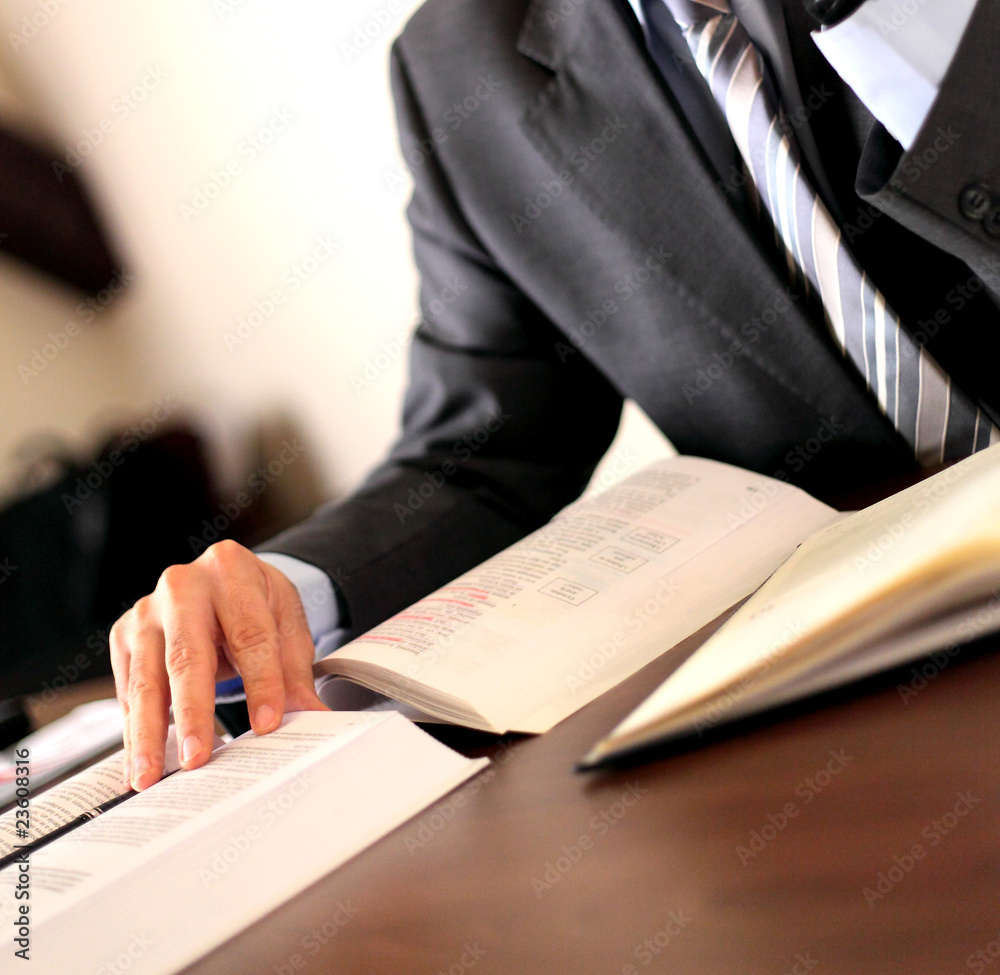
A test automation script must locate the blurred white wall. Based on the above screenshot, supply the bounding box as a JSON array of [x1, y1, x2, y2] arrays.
[[0, 0, 670, 530]]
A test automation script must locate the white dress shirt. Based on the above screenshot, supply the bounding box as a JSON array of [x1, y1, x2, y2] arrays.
[[811, 0, 977, 149], [631, 0, 977, 149]]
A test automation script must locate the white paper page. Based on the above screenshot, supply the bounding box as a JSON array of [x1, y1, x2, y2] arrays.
[[0, 730, 183, 857], [505, 490, 834, 732], [0, 699, 123, 807], [0, 712, 486, 975], [598, 446, 1000, 751], [318, 457, 836, 729], [0, 716, 374, 914]]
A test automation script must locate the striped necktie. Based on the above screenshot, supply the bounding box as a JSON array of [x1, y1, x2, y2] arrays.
[[653, 0, 997, 464]]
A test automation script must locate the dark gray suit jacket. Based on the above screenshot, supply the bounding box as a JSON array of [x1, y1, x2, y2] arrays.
[[265, 0, 1000, 634]]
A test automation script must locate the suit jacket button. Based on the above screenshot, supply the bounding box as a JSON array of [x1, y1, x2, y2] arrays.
[[983, 206, 1000, 239], [959, 183, 994, 221]]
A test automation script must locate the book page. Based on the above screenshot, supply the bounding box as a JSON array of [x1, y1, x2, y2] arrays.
[[0, 752, 125, 858], [589, 445, 1000, 759], [0, 729, 183, 857], [0, 716, 370, 909], [0, 711, 486, 974], [317, 456, 838, 732], [0, 698, 123, 808]]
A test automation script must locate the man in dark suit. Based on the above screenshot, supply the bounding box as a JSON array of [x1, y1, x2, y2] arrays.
[[111, 0, 999, 789]]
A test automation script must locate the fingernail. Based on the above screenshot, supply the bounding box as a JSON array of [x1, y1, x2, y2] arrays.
[[131, 755, 149, 788], [181, 735, 203, 765], [254, 704, 276, 732]]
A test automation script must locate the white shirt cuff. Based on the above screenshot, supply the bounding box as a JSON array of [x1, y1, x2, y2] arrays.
[[811, 0, 978, 150]]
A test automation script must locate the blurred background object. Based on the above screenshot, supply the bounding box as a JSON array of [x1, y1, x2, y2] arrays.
[[0, 424, 216, 701], [0, 121, 123, 292], [0, 0, 429, 508]]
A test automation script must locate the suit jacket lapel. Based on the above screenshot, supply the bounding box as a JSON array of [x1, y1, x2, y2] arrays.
[[513, 0, 899, 440]]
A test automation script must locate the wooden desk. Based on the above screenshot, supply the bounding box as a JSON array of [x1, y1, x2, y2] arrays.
[[182, 622, 1000, 975]]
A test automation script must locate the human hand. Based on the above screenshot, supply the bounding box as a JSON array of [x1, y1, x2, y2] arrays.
[[110, 540, 327, 790]]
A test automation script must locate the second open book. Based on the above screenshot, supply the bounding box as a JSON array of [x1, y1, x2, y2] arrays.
[[582, 443, 1000, 766]]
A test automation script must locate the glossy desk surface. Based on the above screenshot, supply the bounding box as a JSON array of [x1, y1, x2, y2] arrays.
[[183, 619, 1000, 975]]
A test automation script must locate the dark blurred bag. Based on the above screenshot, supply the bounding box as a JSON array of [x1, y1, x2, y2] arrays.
[[0, 426, 217, 702]]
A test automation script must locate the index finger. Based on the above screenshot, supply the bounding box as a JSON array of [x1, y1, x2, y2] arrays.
[[153, 564, 222, 775], [210, 561, 286, 736]]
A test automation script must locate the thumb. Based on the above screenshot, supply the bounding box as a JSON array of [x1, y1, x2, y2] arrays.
[[282, 654, 329, 713], [285, 679, 330, 713], [273, 578, 330, 713]]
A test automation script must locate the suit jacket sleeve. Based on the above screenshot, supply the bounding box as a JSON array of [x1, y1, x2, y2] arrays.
[[856, 0, 1000, 301], [259, 36, 623, 635]]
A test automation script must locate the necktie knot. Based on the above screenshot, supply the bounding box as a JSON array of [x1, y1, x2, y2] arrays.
[[660, 0, 732, 29]]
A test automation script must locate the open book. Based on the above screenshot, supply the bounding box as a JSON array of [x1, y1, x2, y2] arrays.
[[0, 711, 486, 973], [581, 444, 1000, 768], [315, 456, 840, 732]]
